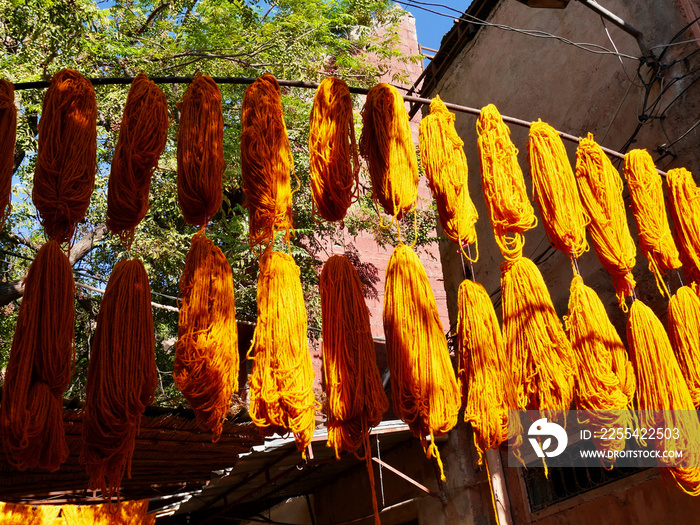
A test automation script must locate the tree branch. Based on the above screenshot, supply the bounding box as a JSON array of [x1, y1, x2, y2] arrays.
[[0, 223, 109, 306]]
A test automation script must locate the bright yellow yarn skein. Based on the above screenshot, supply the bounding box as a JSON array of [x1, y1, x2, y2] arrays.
[[668, 286, 700, 409], [248, 250, 316, 456], [575, 134, 637, 307], [309, 77, 359, 222], [383, 244, 460, 480], [667, 167, 700, 285], [623, 149, 681, 297], [359, 83, 418, 220], [418, 95, 478, 253], [476, 104, 536, 260]]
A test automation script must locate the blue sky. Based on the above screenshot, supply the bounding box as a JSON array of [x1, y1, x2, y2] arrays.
[[397, 1, 470, 52]]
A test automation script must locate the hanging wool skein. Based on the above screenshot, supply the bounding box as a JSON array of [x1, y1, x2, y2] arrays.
[[359, 83, 418, 221], [241, 74, 294, 248], [107, 73, 169, 246], [575, 134, 637, 308], [309, 77, 359, 222], [668, 286, 700, 408], [320, 255, 388, 524], [82, 258, 157, 499], [177, 72, 224, 227], [476, 106, 574, 414], [175, 231, 238, 440], [248, 250, 316, 454], [383, 244, 460, 480], [418, 95, 478, 254], [667, 167, 700, 285], [0, 78, 16, 226], [1, 69, 96, 471]]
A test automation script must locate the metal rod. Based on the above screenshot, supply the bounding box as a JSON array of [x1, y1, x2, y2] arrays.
[[371, 457, 444, 501], [376, 435, 385, 508]]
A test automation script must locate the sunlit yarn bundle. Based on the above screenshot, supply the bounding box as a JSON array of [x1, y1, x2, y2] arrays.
[[241, 74, 294, 248], [627, 300, 700, 495], [476, 104, 536, 260], [309, 77, 359, 222], [175, 231, 239, 440], [248, 250, 315, 455], [457, 278, 518, 463], [177, 73, 224, 227], [383, 244, 460, 479], [668, 286, 700, 408], [477, 105, 574, 414], [0, 501, 61, 524], [667, 167, 700, 285], [0, 241, 74, 471], [32, 68, 97, 244], [575, 134, 637, 307], [0, 78, 16, 225], [419, 95, 478, 251], [61, 499, 155, 524], [82, 259, 157, 500], [107, 73, 169, 245], [623, 149, 681, 297], [359, 83, 418, 220]]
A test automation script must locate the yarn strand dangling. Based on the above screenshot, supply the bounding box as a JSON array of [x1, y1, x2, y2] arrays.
[[0, 78, 16, 227]]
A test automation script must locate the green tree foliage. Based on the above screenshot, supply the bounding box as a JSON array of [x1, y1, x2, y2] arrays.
[[0, 0, 432, 403]]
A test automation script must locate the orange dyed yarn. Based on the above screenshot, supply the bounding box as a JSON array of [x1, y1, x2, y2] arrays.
[[457, 278, 518, 464], [241, 74, 294, 248], [107, 73, 169, 245], [82, 258, 157, 500], [309, 77, 359, 222], [383, 244, 460, 480], [500, 257, 575, 413], [527, 120, 589, 258], [0, 501, 61, 524], [177, 73, 224, 227], [175, 231, 239, 441], [667, 167, 700, 284], [575, 134, 637, 307], [623, 149, 681, 297], [476, 104, 536, 260], [419, 95, 478, 250], [0, 78, 16, 226], [248, 250, 315, 455], [359, 83, 418, 220], [33, 69, 96, 244], [61, 499, 154, 524], [668, 286, 700, 409], [627, 300, 700, 495], [1, 240, 74, 471]]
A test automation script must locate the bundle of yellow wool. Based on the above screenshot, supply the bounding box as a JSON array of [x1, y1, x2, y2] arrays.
[[667, 167, 700, 285], [82, 258, 157, 500], [575, 134, 637, 307], [107, 73, 169, 245], [32, 68, 96, 244], [457, 278, 519, 464], [419, 95, 478, 252], [61, 499, 155, 524], [383, 244, 460, 480], [0, 240, 74, 471], [309, 77, 359, 222], [527, 120, 589, 258], [0, 78, 16, 226], [241, 74, 294, 248], [627, 300, 700, 495], [623, 149, 681, 297], [359, 83, 418, 220], [0, 501, 61, 525], [175, 231, 239, 440], [176, 73, 224, 227], [476, 104, 536, 260], [668, 286, 700, 409], [248, 250, 315, 455]]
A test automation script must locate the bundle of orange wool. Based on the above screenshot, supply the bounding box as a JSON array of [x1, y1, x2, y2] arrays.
[[419, 95, 478, 253], [0, 78, 16, 226], [175, 231, 239, 440], [107, 73, 169, 246], [359, 83, 418, 221], [177, 73, 224, 227], [383, 244, 460, 480], [241, 74, 294, 248], [248, 250, 316, 454], [666, 167, 700, 285], [309, 77, 359, 222], [82, 258, 157, 500]]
